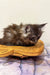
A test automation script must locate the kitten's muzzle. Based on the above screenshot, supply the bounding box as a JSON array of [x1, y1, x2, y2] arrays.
[[29, 36, 37, 43]]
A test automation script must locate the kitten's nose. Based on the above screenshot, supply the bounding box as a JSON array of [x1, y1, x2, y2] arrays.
[[32, 35, 36, 39], [30, 35, 36, 40], [32, 35, 36, 38]]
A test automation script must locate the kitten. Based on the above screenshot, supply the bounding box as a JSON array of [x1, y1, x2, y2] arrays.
[[0, 23, 47, 46]]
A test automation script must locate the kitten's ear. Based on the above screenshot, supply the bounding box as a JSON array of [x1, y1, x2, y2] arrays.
[[39, 23, 47, 28]]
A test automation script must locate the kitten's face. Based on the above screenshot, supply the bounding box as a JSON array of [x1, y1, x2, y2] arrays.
[[20, 23, 46, 45]]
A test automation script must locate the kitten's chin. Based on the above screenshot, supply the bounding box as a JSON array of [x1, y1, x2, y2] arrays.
[[30, 40, 37, 45]]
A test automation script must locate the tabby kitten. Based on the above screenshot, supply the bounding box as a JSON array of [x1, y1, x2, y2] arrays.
[[0, 23, 47, 46]]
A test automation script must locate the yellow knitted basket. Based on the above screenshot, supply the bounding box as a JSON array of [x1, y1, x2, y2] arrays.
[[0, 40, 44, 58]]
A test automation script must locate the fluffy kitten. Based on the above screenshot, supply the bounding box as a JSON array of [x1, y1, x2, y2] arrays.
[[0, 23, 47, 46]]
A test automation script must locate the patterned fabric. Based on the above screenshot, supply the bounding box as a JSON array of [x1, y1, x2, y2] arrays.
[[0, 46, 50, 75]]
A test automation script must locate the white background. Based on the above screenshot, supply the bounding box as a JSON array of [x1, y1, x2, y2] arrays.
[[0, 0, 50, 46]]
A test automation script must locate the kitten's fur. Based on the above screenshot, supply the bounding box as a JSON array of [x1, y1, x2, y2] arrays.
[[0, 23, 47, 46]]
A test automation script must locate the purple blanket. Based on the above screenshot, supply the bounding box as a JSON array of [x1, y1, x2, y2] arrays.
[[0, 46, 50, 75]]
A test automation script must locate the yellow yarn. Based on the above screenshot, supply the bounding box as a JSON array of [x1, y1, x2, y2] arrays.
[[0, 40, 44, 58]]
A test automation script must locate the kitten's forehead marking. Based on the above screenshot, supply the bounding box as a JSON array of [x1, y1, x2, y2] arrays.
[[20, 25, 30, 37]]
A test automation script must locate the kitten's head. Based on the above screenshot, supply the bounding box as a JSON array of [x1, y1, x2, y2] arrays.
[[20, 23, 47, 45]]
